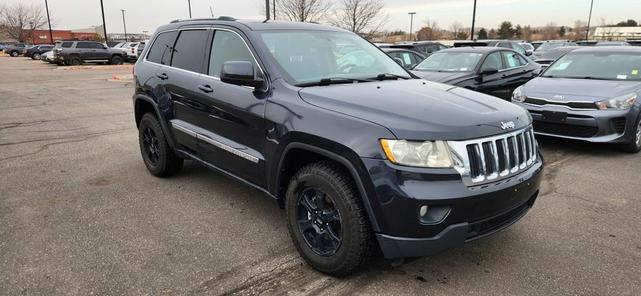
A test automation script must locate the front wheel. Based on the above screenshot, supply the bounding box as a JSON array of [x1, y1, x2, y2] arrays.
[[621, 116, 641, 153], [10, 51, 18, 57], [69, 56, 82, 66], [32, 53, 41, 60], [138, 113, 183, 177], [285, 161, 374, 277]]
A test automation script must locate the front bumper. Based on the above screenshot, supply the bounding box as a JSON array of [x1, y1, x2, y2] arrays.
[[361, 156, 543, 259], [516, 102, 640, 144]]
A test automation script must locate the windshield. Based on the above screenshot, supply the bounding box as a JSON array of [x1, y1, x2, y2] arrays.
[[542, 52, 641, 81], [414, 52, 483, 72], [535, 42, 565, 52], [258, 30, 409, 86]]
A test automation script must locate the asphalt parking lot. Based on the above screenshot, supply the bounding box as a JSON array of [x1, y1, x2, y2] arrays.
[[1, 56, 640, 296]]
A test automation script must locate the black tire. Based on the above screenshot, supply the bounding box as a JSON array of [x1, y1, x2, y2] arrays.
[[110, 55, 124, 65], [32, 53, 41, 60], [138, 113, 183, 177], [10, 51, 19, 57], [621, 116, 641, 153], [69, 56, 82, 66], [285, 161, 374, 277]]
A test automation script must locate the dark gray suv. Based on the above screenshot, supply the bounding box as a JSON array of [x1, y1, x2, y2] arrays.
[[133, 17, 543, 276], [54, 40, 125, 65], [513, 47, 641, 152]]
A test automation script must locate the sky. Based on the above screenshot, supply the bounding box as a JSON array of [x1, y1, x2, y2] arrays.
[[10, 0, 641, 34]]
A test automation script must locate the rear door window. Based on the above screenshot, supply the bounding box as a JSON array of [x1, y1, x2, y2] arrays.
[[76, 42, 91, 49], [170, 29, 210, 73], [501, 51, 524, 68], [481, 52, 504, 71], [146, 31, 178, 65]]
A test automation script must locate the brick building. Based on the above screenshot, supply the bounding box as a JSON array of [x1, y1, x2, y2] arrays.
[[28, 29, 99, 44]]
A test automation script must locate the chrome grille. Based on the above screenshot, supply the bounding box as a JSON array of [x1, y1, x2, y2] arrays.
[[449, 127, 538, 186]]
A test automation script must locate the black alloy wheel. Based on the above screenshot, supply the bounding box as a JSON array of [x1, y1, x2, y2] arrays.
[[142, 126, 161, 166], [297, 187, 343, 256]]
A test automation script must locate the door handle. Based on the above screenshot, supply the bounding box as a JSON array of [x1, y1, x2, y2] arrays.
[[156, 73, 168, 80], [198, 84, 214, 93]]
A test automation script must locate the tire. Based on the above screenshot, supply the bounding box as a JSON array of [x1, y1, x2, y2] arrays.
[[138, 113, 183, 177], [285, 161, 374, 277], [621, 116, 641, 153], [32, 53, 41, 60], [10, 51, 18, 57], [69, 56, 82, 66], [110, 55, 124, 65]]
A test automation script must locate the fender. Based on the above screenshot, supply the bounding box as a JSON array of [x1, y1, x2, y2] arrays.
[[276, 142, 382, 232], [133, 94, 179, 150]]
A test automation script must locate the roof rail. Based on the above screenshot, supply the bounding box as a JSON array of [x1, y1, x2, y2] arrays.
[[170, 16, 236, 24]]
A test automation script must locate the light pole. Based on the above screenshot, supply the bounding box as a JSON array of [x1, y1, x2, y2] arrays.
[[408, 12, 416, 41], [120, 9, 128, 42], [188, 0, 192, 18], [44, 0, 54, 43], [470, 0, 477, 40], [586, 0, 594, 40], [100, 0, 108, 43], [273, 0, 276, 20], [265, 0, 270, 20]]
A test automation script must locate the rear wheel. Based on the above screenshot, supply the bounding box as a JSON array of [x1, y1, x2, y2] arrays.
[[621, 116, 641, 153], [138, 113, 183, 177], [32, 53, 41, 60], [10, 51, 18, 57], [110, 55, 124, 65], [69, 56, 82, 66], [285, 161, 374, 277]]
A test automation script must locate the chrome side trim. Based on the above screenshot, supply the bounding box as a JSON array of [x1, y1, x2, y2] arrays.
[[171, 122, 259, 163]]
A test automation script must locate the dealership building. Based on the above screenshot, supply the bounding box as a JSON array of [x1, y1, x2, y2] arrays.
[[593, 26, 641, 41]]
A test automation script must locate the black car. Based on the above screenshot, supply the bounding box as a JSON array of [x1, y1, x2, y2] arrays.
[[54, 40, 125, 65], [24, 44, 54, 59], [412, 47, 541, 100], [533, 46, 581, 67], [3, 43, 26, 57], [133, 18, 543, 276], [513, 47, 641, 152], [380, 41, 448, 56], [532, 41, 577, 59], [381, 48, 425, 69], [454, 40, 530, 57]]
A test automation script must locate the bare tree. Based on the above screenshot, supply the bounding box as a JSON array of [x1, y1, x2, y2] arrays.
[[274, 0, 332, 23], [449, 21, 463, 39], [541, 22, 559, 40], [0, 3, 47, 42], [331, 0, 387, 35], [572, 20, 587, 41]]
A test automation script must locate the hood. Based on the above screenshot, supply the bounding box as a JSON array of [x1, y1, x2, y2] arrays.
[[522, 77, 640, 101], [298, 79, 530, 140], [411, 70, 472, 84]]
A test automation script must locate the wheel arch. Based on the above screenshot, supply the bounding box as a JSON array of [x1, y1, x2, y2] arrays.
[[134, 94, 178, 150], [274, 141, 381, 232]]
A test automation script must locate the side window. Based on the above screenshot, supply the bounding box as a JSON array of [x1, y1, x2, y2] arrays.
[[481, 52, 503, 71], [512, 43, 526, 55], [497, 42, 511, 49], [208, 30, 257, 77], [89, 43, 104, 49], [147, 31, 178, 65], [61, 42, 74, 48], [76, 42, 90, 49], [170, 30, 210, 73], [501, 51, 522, 68]]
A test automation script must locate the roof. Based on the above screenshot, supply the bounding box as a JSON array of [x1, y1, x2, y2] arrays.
[[439, 47, 503, 53], [159, 17, 347, 32], [570, 46, 641, 54]]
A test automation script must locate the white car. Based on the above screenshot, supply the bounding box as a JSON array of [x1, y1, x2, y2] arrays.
[[43, 50, 56, 63]]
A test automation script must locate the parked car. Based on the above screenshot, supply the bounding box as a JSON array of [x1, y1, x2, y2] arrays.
[[532, 41, 577, 59], [596, 41, 631, 47], [43, 50, 56, 63], [531, 41, 543, 50], [576, 40, 598, 46], [134, 17, 543, 276], [628, 40, 641, 47], [454, 40, 531, 57], [512, 47, 641, 152], [24, 44, 54, 59], [381, 47, 425, 69], [54, 40, 125, 65], [380, 41, 448, 56], [412, 47, 540, 100], [125, 41, 145, 61], [519, 42, 535, 55], [533, 46, 581, 67], [135, 40, 148, 59], [3, 43, 26, 57]]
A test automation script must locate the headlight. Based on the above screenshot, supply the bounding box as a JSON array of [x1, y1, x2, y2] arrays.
[[596, 93, 637, 110], [380, 139, 453, 168], [512, 86, 526, 102]]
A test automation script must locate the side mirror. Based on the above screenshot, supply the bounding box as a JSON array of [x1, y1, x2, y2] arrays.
[[220, 61, 264, 88], [479, 67, 499, 75], [103, 45, 108, 49], [525, 50, 533, 56]]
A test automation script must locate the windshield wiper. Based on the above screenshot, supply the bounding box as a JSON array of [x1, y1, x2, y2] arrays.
[[369, 73, 411, 81], [296, 77, 372, 87]]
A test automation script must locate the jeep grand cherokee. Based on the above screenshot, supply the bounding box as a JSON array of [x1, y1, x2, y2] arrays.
[[133, 17, 543, 276]]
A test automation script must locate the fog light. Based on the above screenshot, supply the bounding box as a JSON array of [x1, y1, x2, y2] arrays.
[[419, 205, 429, 217]]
